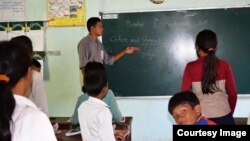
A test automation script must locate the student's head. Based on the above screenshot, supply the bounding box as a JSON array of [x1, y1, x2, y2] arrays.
[[195, 29, 218, 94], [10, 35, 33, 56], [87, 17, 103, 36], [32, 59, 41, 72], [0, 40, 32, 140], [84, 62, 108, 99], [195, 29, 217, 54], [168, 91, 202, 125]]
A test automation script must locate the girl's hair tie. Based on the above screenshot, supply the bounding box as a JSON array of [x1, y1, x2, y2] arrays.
[[0, 74, 10, 83]]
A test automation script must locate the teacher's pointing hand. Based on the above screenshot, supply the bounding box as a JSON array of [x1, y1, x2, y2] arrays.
[[125, 46, 140, 54]]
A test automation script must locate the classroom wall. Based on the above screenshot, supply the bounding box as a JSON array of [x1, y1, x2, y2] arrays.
[[42, 0, 250, 141]]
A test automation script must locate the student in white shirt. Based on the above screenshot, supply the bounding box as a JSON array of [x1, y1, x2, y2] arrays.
[[78, 62, 115, 141], [11, 36, 49, 116], [0, 41, 56, 141], [30, 59, 49, 115]]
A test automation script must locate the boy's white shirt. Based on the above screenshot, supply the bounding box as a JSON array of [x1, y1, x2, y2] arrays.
[[29, 70, 49, 115], [78, 96, 115, 141]]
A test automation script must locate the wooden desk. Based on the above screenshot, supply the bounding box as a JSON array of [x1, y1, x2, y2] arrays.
[[114, 117, 133, 141], [50, 117, 72, 130], [50, 117, 133, 141], [234, 117, 248, 125], [62, 130, 81, 141]]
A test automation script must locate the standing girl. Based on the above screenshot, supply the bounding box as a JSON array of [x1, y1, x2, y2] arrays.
[[0, 41, 57, 141], [181, 29, 237, 125]]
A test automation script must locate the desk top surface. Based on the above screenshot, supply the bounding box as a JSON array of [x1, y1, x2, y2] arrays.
[[62, 131, 82, 141], [50, 117, 133, 141]]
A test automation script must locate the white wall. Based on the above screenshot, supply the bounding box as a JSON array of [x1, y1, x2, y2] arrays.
[[44, 0, 250, 141]]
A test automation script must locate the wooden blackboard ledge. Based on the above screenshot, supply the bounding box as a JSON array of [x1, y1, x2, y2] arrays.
[[115, 96, 172, 99], [115, 94, 250, 99], [237, 95, 250, 98]]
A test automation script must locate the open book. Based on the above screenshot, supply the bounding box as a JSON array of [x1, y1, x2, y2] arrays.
[[120, 117, 126, 123], [65, 126, 81, 136]]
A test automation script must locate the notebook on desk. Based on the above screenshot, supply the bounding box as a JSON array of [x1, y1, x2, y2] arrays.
[[117, 117, 126, 123], [65, 126, 81, 136], [113, 117, 126, 124]]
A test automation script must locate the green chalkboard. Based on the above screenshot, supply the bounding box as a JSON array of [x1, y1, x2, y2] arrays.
[[102, 7, 250, 96]]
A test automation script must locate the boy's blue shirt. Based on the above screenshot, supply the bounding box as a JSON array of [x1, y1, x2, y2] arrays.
[[195, 117, 208, 125], [195, 116, 216, 125], [71, 89, 122, 125]]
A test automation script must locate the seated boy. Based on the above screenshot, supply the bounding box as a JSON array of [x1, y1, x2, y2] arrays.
[[71, 62, 122, 125], [168, 91, 216, 125], [71, 89, 121, 124], [78, 62, 116, 141]]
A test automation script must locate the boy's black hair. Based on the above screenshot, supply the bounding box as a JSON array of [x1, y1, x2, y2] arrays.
[[87, 17, 101, 32], [84, 62, 108, 97], [32, 59, 41, 69], [84, 61, 106, 74], [168, 91, 200, 114], [10, 35, 33, 54]]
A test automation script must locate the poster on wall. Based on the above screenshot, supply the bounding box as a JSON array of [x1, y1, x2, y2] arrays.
[[26, 21, 44, 51], [0, 22, 9, 40], [0, 0, 25, 21], [0, 22, 44, 51], [48, 0, 86, 26], [8, 22, 26, 39], [0, 21, 45, 57]]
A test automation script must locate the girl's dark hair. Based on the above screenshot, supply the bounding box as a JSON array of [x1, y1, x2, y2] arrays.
[[84, 62, 108, 97], [87, 17, 101, 32], [196, 29, 218, 94], [168, 91, 200, 115], [0, 41, 32, 141]]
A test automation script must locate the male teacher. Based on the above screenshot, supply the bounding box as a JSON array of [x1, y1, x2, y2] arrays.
[[77, 17, 139, 75]]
